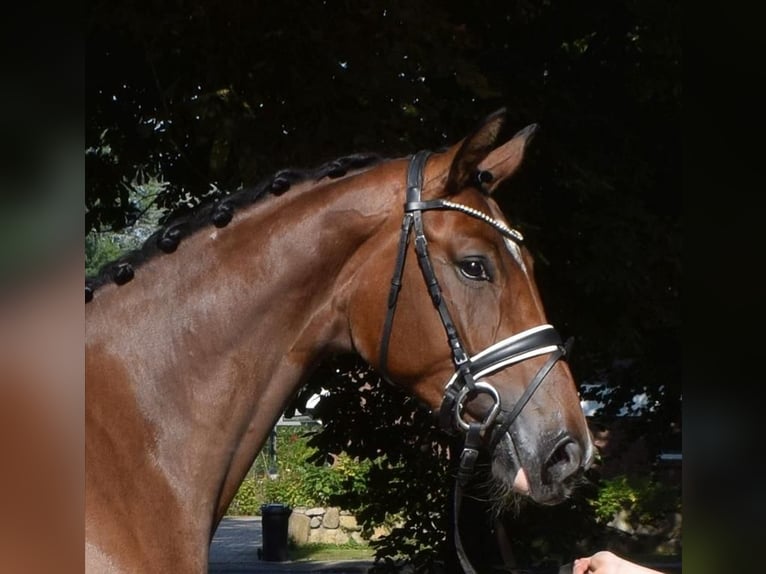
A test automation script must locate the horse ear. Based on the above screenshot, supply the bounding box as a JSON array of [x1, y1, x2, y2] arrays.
[[476, 123, 538, 196], [442, 108, 508, 196]]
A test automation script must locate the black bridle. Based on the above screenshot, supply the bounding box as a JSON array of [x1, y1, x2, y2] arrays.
[[379, 150, 573, 573]]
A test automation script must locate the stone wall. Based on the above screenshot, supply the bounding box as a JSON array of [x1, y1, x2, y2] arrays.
[[287, 506, 388, 546]]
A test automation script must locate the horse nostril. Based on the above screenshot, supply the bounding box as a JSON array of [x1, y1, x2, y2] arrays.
[[542, 435, 582, 485]]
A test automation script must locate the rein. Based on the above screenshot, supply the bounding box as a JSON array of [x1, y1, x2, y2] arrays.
[[379, 150, 573, 573]]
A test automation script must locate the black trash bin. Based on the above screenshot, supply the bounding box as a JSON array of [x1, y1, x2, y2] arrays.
[[260, 503, 292, 561]]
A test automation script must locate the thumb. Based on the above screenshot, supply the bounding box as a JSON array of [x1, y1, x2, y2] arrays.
[[571, 558, 590, 574]]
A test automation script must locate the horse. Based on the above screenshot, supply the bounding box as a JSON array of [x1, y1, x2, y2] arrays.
[[85, 108, 595, 573]]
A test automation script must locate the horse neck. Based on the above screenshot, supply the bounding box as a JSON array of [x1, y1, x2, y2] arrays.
[[85, 164, 401, 531]]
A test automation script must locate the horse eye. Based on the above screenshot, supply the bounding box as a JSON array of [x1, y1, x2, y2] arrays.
[[458, 257, 491, 281]]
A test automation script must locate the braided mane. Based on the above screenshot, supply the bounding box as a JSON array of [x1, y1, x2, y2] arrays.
[[86, 153, 384, 296]]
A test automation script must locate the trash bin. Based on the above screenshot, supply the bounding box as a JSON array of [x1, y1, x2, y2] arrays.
[[260, 503, 292, 561]]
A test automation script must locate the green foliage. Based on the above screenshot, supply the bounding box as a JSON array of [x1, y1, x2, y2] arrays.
[[590, 475, 681, 526], [85, 174, 169, 276], [295, 356, 682, 570], [294, 357, 456, 570], [227, 427, 374, 514], [84, 233, 125, 277], [228, 476, 260, 516], [592, 475, 639, 523], [263, 428, 372, 508]]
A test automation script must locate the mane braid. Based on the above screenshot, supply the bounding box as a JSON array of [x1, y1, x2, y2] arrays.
[[85, 152, 384, 297]]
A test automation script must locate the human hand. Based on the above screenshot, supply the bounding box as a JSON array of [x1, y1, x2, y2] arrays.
[[572, 550, 663, 574]]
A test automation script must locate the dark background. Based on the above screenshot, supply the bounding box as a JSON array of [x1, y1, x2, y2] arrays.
[[85, 0, 681, 429]]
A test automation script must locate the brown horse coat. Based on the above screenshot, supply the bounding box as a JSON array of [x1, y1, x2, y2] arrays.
[[86, 110, 593, 572]]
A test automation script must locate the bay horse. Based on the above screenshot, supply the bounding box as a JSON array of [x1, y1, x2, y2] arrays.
[[85, 108, 595, 572]]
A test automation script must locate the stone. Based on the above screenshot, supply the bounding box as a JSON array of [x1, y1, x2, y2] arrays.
[[608, 509, 635, 534], [350, 532, 366, 545], [312, 527, 349, 545], [339, 515, 360, 531], [305, 507, 325, 516], [288, 512, 310, 545], [322, 507, 340, 529], [371, 525, 391, 540], [310, 517, 322, 528], [310, 528, 332, 544]]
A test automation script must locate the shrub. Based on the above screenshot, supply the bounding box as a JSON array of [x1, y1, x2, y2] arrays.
[[227, 426, 374, 514], [591, 474, 681, 526], [228, 475, 261, 516]]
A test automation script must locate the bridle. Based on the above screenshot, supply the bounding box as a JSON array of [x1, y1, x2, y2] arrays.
[[379, 150, 572, 447], [379, 150, 574, 573]]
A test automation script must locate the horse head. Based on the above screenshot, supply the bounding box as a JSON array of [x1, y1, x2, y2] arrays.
[[349, 109, 595, 506]]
